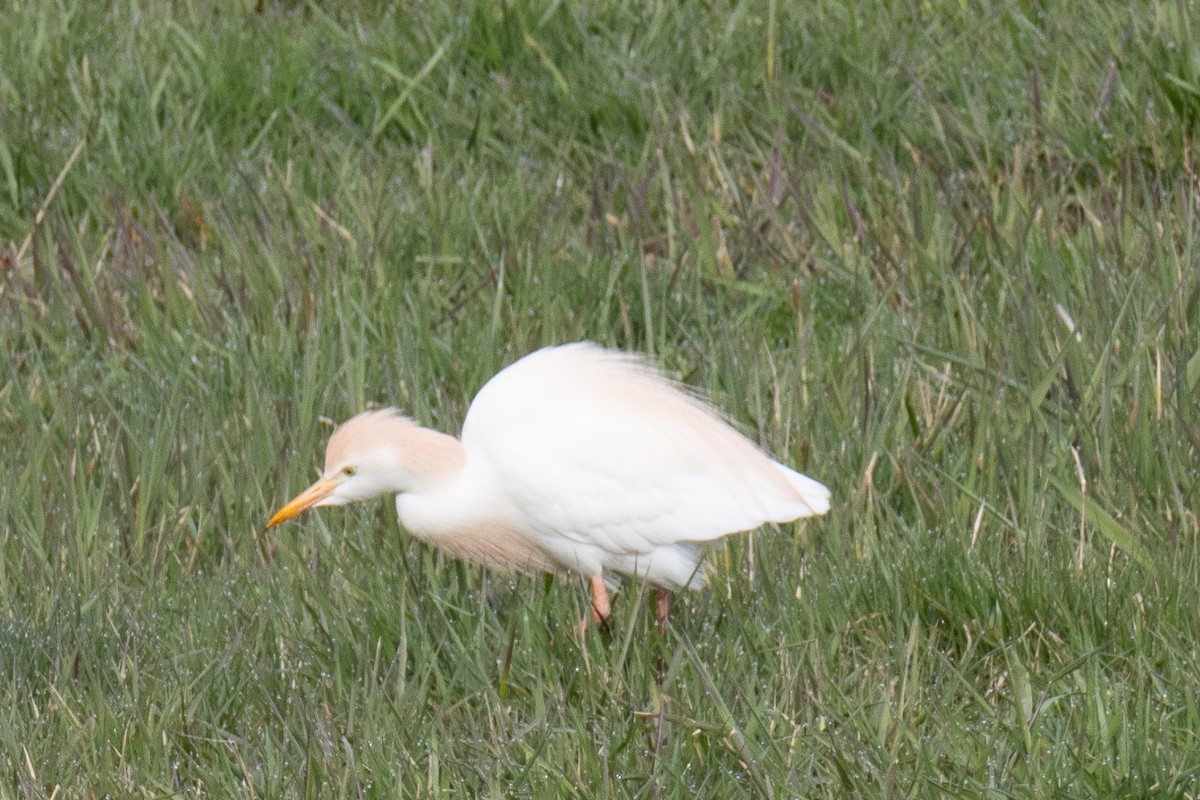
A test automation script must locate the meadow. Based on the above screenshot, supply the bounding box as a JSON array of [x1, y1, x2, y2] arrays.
[[1, 1, 1199, 796]]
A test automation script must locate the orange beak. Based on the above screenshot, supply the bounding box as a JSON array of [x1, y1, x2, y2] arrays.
[[266, 477, 339, 528]]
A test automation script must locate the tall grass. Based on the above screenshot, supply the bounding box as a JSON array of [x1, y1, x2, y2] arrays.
[[2, 1, 1199, 796]]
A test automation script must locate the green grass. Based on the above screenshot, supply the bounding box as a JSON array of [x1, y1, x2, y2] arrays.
[[2, 0, 1200, 796]]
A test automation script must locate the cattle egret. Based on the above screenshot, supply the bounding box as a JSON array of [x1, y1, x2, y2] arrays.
[[267, 343, 830, 631]]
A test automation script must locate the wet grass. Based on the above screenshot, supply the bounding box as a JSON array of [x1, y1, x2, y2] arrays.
[[2, 1, 1200, 796]]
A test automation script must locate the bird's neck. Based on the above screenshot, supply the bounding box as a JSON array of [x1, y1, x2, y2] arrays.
[[390, 424, 467, 492]]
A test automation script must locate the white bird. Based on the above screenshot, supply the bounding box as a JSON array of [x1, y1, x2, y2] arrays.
[[267, 343, 830, 631]]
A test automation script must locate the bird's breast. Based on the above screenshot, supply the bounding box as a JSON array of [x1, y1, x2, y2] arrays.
[[394, 492, 559, 575]]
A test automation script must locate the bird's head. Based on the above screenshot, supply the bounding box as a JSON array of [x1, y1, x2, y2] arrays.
[[266, 409, 458, 528]]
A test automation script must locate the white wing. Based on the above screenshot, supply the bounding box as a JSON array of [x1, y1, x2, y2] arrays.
[[461, 344, 829, 574]]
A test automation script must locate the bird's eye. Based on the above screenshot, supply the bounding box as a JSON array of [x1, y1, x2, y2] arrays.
[[342, 466, 357, 477]]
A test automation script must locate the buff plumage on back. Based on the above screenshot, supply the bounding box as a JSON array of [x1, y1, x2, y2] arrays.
[[461, 343, 830, 589]]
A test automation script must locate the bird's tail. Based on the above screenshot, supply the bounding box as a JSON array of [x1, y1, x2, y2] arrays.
[[774, 463, 831, 517]]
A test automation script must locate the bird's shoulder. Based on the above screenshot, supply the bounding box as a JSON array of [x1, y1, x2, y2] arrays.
[[463, 342, 669, 429]]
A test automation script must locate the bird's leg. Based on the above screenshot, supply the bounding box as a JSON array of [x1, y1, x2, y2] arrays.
[[590, 574, 612, 624], [653, 586, 673, 634], [574, 574, 612, 636]]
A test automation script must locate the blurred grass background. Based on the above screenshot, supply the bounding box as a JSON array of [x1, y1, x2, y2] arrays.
[[2, 0, 1199, 796]]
